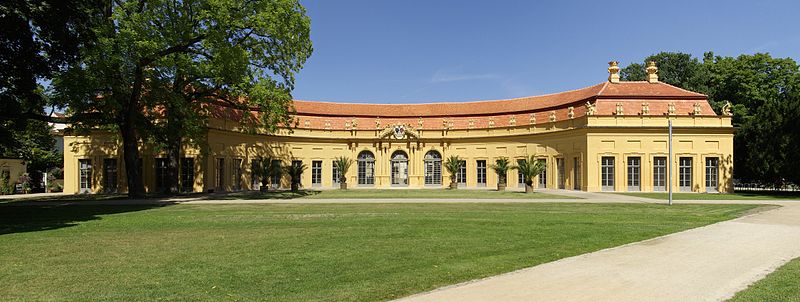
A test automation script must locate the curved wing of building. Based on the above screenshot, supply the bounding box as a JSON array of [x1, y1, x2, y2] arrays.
[[64, 62, 734, 194]]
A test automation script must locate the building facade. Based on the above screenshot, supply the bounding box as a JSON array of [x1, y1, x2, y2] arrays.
[[63, 62, 734, 194]]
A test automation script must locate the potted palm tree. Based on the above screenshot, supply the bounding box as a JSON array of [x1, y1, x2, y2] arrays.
[[284, 161, 307, 192], [491, 157, 513, 191], [334, 156, 353, 189], [443, 155, 462, 189], [516, 155, 547, 193], [254, 156, 278, 192]]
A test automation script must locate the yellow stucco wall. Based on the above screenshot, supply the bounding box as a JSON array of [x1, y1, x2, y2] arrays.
[[62, 114, 733, 194], [0, 159, 27, 184]]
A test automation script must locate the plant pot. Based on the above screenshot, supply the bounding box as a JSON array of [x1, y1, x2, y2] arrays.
[[291, 183, 299, 192], [340, 182, 347, 190], [525, 184, 533, 193], [497, 183, 506, 191], [260, 185, 269, 192], [449, 182, 458, 189]]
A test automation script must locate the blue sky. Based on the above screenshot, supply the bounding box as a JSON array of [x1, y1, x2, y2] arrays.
[[293, 0, 800, 104]]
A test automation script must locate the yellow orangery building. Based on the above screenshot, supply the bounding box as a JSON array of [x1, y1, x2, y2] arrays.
[[64, 62, 734, 194]]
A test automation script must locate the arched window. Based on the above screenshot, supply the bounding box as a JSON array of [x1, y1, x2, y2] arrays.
[[357, 151, 375, 185], [424, 150, 442, 185], [391, 150, 409, 186]]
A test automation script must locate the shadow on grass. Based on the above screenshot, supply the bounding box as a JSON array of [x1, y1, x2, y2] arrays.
[[0, 203, 172, 235], [732, 190, 800, 199], [200, 190, 321, 200]]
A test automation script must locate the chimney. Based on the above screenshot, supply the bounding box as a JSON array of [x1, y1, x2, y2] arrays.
[[608, 61, 620, 83], [646, 61, 659, 83]]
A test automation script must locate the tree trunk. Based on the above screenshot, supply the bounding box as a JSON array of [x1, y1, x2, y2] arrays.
[[121, 66, 145, 199], [121, 120, 144, 199], [166, 138, 180, 194]]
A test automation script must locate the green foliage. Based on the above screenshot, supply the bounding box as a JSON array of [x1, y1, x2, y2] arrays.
[[252, 157, 280, 187], [0, 0, 102, 154], [490, 157, 513, 184], [333, 156, 353, 183], [284, 161, 307, 191], [515, 156, 546, 187], [53, 0, 313, 197], [621, 52, 800, 184], [0, 170, 12, 195], [443, 155, 463, 184]]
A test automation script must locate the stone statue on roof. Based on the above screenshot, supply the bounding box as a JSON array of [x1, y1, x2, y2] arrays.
[[722, 101, 733, 116]]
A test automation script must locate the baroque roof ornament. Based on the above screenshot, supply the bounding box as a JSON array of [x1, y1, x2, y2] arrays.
[[585, 102, 596, 116], [722, 101, 733, 116]]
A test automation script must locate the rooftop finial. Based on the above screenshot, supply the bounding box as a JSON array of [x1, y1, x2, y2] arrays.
[[646, 61, 659, 83], [608, 61, 620, 83]]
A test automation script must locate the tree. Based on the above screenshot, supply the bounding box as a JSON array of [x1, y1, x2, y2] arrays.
[[515, 156, 546, 193], [54, 0, 313, 198], [0, 0, 100, 190], [333, 156, 353, 189], [283, 161, 306, 192], [490, 157, 513, 191], [253, 156, 279, 192], [443, 155, 463, 189], [620, 52, 709, 95]]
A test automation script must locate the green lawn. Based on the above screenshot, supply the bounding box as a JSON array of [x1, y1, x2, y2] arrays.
[[729, 256, 800, 301], [612, 192, 800, 200], [0, 202, 757, 301], [218, 189, 572, 200], [1, 189, 571, 204]]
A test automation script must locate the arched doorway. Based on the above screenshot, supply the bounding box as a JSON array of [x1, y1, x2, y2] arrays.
[[424, 150, 442, 185], [391, 150, 409, 186], [357, 151, 375, 185]]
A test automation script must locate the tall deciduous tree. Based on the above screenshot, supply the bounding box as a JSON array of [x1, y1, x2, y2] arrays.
[[0, 0, 100, 187], [55, 0, 312, 197]]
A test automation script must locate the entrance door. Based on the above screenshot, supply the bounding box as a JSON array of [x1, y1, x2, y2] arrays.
[[391, 151, 408, 186]]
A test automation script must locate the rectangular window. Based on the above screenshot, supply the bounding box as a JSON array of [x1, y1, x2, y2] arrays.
[[155, 158, 168, 192], [653, 157, 667, 191], [270, 160, 282, 189], [456, 160, 467, 185], [705, 157, 719, 192], [216, 158, 225, 190], [312, 160, 322, 186], [232, 159, 242, 191], [601, 156, 615, 191], [181, 158, 194, 193], [679, 157, 693, 192], [627, 157, 641, 191], [79, 159, 92, 193], [517, 159, 526, 188], [250, 159, 261, 190], [332, 162, 341, 184], [476, 160, 487, 186], [537, 159, 547, 189], [103, 158, 118, 193], [557, 158, 565, 189], [573, 157, 581, 190]]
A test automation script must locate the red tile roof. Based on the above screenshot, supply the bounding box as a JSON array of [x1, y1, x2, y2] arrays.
[[210, 81, 716, 130], [293, 81, 706, 118]]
